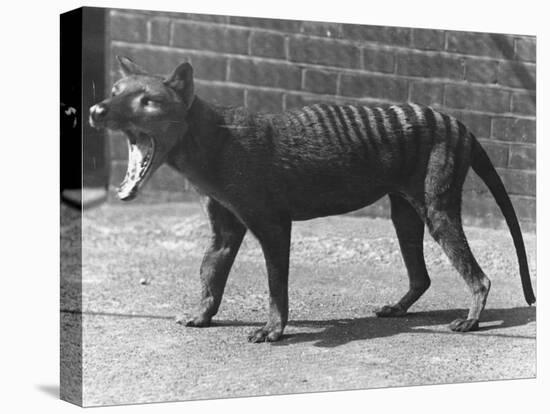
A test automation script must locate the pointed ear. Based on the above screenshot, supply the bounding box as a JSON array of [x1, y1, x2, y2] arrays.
[[116, 56, 148, 77], [164, 62, 194, 107]]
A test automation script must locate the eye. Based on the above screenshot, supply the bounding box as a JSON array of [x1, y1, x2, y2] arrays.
[[141, 97, 157, 106]]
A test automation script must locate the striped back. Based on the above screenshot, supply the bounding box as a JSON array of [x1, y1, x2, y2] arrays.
[[282, 103, 470, 175]]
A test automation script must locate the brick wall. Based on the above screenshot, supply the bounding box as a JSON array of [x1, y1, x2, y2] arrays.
[[106, 9, 536, 230]]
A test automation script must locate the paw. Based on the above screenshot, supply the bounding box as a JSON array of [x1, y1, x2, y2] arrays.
[[177, 315, 211, 327], [374, 304, 407, 317], [247, 326, 283, 343], [449, 318, 479, 332]]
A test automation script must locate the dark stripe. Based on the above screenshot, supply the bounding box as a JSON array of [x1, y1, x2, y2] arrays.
[[387, 106, 407, 169], [453, 118, 466, 162], [456, 119, 467, 158], [343, 106, 369, 157], [300, 107, 313, 125], [423, 106, 437, 148], [299, 108, 316, 140], [284, 112, 303, 144], [401, 104, 421, 176], [357, 106, 379, 156], [310, 104, 332, 142], [319, 104, 345, 148], [441, 113, 453, 166], [287, 111, 303, 130], [372, 106, 390, 149], [302, 106, 324, 141], [333, 106, 353, 145]]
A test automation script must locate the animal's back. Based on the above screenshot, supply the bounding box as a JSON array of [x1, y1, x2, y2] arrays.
[[253, 103, 472, 218], [274, 103, 468, 170]]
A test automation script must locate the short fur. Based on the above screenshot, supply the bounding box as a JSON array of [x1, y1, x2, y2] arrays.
[[90, 58, 535, 342]]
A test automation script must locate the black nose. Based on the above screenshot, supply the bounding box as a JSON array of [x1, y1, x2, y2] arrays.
[[90, 103, 109, 122]]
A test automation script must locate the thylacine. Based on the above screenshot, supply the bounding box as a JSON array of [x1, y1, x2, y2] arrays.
[[90, 57, 535, 342]]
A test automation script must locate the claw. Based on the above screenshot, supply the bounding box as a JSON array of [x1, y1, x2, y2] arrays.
[[375, 304, 407, 317], [178, 315, 211, 327], [247, 327, 283, 343], [449, 318, 479, 332]]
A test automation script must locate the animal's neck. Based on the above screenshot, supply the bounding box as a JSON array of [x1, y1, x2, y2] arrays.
[[166, 96, 227, 180]]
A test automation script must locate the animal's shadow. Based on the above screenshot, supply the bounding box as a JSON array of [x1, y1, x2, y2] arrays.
[[71, 306, 535, 348], [214, 306, 535, 348]]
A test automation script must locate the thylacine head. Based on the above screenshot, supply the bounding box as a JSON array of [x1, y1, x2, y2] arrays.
[[89, 56, 195, 200]]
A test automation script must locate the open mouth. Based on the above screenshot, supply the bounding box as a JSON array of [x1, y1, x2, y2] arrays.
[[117, 131, 156, 201]]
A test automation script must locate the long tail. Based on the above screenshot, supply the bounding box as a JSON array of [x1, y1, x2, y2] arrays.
[[470, 135, 535, 305]]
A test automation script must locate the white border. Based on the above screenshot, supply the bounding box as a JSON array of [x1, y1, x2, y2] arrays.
[[1, 0, 546, 413]]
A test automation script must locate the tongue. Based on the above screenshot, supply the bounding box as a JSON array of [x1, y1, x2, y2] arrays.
[[117, 137, 153, 201]]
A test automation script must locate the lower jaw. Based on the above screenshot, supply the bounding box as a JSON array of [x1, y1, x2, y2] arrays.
[[116, 133, 155, 201], [117, 185, 140, 201]]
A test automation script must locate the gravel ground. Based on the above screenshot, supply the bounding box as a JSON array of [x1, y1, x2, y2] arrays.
[[61, 201, 536, 406]]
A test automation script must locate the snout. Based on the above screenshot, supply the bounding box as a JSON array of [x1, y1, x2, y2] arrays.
[[89, 103, 109, 128]]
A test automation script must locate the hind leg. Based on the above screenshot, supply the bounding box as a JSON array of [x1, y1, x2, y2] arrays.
[[426, 204, 491, 332], [376, 194, 431, 317]]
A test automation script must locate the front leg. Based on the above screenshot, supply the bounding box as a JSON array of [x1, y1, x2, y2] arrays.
[[247, 215, 291, 343], [185, 198, 246, 327]]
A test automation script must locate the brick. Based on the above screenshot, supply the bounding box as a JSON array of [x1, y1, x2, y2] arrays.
[[303, 69, 338, 95], [175, 13, 228, 23], [397, 53, 464, 79], [511, 92, 536, 116], [300, 21, 343, 38], [498, 169, 536, 196], [285, 93, 354, 110], [465, 59, 498, 84], [188, 55, 227, 81], [229, 59, 301, 90], [509, 145, 536, 170], [409, 82, 444, 106], [110, 45, 226, 81], [460, 192, 536, 230], [463, 171, 490, 194], [492, 117, 535, 143], [340, 73, 408, 101], [288, 37, 361, 68], [111, 45, 178, 75], [285, 93, 314, 110], [172, 22, 249, 55], [246, 89, 284, 113], [446, 32, 515, 59], [363, 48, 395, 73], [195, 82, 245, 107], [150, 19, 170, 45], [446, 111, 492, 138], [128, 10, 227, 23], [509, 196, 536, 224], [412, 29, 445, 50], [341, 24, 411, 46], [461, 192, 500, 224], [444, 85, 510, 113], [228, 16, 302, 32], [498, 62, 536, 90], [110, 13, 147, 43], [250, 31, 286, 59], [515, 37, 536, 62], [478, 140, 509, 168]]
